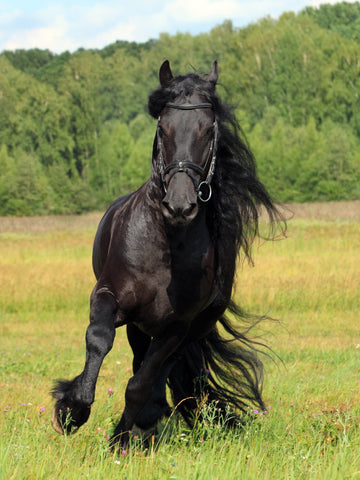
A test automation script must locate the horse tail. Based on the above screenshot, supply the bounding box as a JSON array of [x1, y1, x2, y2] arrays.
[[167, 300, 267, 427]]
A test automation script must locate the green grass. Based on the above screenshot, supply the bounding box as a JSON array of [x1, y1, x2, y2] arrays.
[[1, 207, 360, 479]]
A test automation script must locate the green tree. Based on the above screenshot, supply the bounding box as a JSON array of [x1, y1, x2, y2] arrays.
[[0, 146, 50, 216], [91, 121, 135, 204]]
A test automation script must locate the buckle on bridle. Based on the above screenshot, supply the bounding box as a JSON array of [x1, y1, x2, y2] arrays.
[[197, 181, 212, 202]]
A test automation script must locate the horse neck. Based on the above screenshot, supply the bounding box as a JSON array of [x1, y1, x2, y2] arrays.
[[165, 208, 210, 255]]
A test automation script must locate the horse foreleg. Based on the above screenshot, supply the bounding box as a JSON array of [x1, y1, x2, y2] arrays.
[[127, 323, 172, 437], [110, 322, 185, 451], [51, 291, 117, 435], [132, 356, 176, 439]]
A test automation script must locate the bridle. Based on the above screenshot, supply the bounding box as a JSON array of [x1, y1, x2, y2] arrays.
[[157, 102, 218, 203]]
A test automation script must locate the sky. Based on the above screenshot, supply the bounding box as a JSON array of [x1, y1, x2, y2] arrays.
[[0, 0, 357, 54]]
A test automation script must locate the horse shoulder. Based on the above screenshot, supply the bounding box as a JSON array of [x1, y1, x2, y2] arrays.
[[92, 193, 133, 279], [92, 190, 172, 324]]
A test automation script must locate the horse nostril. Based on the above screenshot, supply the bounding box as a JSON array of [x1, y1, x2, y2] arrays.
[[162, 201, 175, 218], [183, 203, 197, 217], [162, 201, 197, 220]]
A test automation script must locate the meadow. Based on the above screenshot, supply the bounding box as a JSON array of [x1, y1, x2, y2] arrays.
[[1, 201, 360, 479]]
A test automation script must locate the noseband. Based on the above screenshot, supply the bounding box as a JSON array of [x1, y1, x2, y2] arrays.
[[157, 102, 218, 203]]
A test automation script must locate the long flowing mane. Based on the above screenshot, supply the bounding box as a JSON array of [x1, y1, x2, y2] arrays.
[[148, 68, 285, 422], [148, 70, 284, 293]]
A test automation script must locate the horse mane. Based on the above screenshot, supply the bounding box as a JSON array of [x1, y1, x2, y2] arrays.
[[148, 69, 286, 420], [148, 70, 285, 294]]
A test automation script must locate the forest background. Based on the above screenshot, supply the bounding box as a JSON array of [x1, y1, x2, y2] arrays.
[[0, 2, 359, 216]]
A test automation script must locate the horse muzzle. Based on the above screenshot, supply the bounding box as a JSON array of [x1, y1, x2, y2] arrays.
[[161, 172, 199, 226]]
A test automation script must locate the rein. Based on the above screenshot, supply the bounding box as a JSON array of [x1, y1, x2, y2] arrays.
[[157, 102, 218, 203]]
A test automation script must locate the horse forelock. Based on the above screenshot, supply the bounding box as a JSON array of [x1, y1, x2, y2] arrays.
[[148, 73, 215, 119]]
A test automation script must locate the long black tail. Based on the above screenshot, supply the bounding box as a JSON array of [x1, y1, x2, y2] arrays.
[[168, 301, 267, 427]]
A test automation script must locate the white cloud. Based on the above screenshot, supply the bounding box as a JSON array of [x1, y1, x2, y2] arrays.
[[163, 0, 245, 23], [0, 0, 359, 53]]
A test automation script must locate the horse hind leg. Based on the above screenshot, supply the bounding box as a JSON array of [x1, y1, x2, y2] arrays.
[[51, 291, 117, 435]]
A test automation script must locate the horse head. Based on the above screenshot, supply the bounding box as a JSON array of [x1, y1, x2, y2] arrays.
[[155, 61, 219, 227]]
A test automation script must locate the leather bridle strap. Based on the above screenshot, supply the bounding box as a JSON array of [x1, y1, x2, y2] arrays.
[[166, 102, 213, 110]]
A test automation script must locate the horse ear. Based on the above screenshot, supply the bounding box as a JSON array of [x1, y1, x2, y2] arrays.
[[159, 60, 173, 87], [206, 61, 218, 86]]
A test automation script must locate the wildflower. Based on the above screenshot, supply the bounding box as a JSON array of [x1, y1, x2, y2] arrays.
[[200, 438, 204, 443], [108, 388, 114, 396], [205, 369, 210, 375], [39, 407, 45, 413], [121, 449, 127, 456], [253, 409, 259, 414]]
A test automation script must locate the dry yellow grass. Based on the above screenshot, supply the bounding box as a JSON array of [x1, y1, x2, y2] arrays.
[[1, 202, 360, 479]]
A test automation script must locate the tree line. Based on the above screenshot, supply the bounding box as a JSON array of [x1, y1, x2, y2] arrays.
[[0, 2, 359, 216]]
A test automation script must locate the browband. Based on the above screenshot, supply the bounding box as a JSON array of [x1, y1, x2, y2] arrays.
[[166, 102, 213, 110]]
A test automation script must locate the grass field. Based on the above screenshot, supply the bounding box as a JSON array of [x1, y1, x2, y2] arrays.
[[1, 202, 360, 479]]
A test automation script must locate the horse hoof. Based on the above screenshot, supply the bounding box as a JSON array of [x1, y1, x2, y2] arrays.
[[51, 407, 65, 435]]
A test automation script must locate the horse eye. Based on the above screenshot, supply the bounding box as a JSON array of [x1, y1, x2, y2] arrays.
[[158, 126, 166, 138], [205, 126, 214, 138]]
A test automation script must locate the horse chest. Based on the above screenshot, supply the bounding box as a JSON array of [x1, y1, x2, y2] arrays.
[[124, 238, 215, 334]]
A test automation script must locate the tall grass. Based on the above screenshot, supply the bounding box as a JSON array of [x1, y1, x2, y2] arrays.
[[1, 206, 360, 479]]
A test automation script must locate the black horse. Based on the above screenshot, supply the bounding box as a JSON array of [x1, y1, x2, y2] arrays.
[[52, 60, 282, 451]]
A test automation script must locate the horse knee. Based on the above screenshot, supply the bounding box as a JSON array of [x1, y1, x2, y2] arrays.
[[87, 292, 117, 355], [86, 322, 115, 356], [125, 376, 152, 411]]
